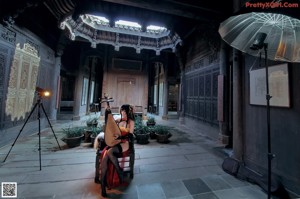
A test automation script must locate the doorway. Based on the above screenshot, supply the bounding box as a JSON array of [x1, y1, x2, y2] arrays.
[[59, 74, 75, 113], [168, 84, 179, 116]]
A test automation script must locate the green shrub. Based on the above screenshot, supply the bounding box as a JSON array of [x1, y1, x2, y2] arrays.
[[153, 125, 170, 135], [86, 116, 99, 126], [147, 117, 156, 123], [62, 126, 84, 138], [134, 116, 150, 135], [88, 126, 102, 137]]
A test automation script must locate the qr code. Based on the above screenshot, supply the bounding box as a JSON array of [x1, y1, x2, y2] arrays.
[[1, 182, 17, 198]]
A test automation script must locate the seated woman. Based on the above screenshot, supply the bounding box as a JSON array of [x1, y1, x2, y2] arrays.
[[100, 104, 135, 197]]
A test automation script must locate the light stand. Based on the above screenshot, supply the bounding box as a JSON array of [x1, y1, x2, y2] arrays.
[[250, 32, 274, 199], [264, 43, 274, 199], [3, 92, 61, 170]]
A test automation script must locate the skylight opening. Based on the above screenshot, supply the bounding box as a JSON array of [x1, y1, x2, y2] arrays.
[[147, 25, 166, 31], [146, 25, 167, 33], [91, 15, 109, 23], [115, 20, 141, 28]]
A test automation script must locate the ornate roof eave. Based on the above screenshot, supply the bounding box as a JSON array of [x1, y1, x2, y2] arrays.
[[60, 15, 182, 55]]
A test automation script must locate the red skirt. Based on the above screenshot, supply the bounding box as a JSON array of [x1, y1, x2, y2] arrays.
[[100, 146, 121, 189]]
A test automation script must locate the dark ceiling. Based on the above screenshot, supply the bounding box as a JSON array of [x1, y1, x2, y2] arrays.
[[0, 0, 233, 53]]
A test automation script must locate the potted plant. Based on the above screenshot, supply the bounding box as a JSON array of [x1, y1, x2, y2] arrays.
[[154, 125, 172, 143], [90, 126, 102, 147], [148, 126, 157, 139], [146, 117, 156, 126], [86, 116, 99, 127], [135, 125, 150, 144], [133, 116, 150, 144], [84, 126, 102, 143], [62, 126, 85, 148]]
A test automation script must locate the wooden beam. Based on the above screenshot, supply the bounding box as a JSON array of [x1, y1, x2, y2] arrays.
[[101, 0, 225, 21]]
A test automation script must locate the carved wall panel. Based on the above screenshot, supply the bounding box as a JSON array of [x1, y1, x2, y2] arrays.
[[0, 24, 55, 131], [5, 43, 40, 120]]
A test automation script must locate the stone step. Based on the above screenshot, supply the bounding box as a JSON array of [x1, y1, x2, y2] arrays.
[[57, 113, 73, 120]]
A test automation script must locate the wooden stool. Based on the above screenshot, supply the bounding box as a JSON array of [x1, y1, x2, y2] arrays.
[[95, 141, 135, 183]]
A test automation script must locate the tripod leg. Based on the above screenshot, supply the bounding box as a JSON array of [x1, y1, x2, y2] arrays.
[[3, 102, 38, 162], [40, 103, 61, 150], [38, 102, 42, 171]]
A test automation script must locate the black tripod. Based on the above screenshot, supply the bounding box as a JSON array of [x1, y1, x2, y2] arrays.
[[3, 94, 61, 170]]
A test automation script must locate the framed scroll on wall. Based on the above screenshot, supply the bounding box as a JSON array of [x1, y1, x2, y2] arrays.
[[249, 63, 290, 107]]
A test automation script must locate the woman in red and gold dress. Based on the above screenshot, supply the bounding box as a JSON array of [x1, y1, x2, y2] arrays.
[[100, 104, 135, 197]]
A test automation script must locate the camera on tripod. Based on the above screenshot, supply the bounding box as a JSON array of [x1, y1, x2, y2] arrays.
[[36, 87, 51, 98], [3, 86, 61, 170]]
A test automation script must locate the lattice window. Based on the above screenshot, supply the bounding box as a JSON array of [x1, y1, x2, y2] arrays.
[[185, 66, 219, 125]]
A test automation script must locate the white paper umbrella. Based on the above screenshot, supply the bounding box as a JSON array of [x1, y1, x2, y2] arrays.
[[219, 8, 300, 62]]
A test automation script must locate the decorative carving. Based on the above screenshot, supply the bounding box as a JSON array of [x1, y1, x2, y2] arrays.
[[193, 59, 204, 69], [31, 64, 39, 89], [0, 28, 16, 44], [24, 41, 39, 56], [61, 15, 181, 55], [20, 62, 29, 89], [5, 43, 40, 120], [8, 57, 19, 88], [46, 50, 54, 61], [200, 23, 220, 52], [0, 53, 5, 88], [209, 52, 219, 64]]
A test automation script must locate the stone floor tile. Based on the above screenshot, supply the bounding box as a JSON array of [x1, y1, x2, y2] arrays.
[[193, 192, 219, 199], [172, 196, 194, 199], [201, 175, 231, 191], [137, 183, 166, 199], [183, 178, 211, 195], [220, 173, 250, 188], [161, 180, 190, 198], [214, 186, 266, 199]]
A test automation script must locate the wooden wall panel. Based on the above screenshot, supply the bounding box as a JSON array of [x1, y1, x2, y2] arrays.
[[104, 72, 148, 112]]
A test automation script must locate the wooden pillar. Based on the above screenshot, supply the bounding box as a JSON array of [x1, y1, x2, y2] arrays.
[[162, 64, 168, 120], [218, 41, 230, 146], [232, 49, 243, 160], [231, 0, 244, 161], [179, 69, 186, 124], [86, 57, 93, 114], [175, 46, 187, 124], [48, 56, 61, 120]]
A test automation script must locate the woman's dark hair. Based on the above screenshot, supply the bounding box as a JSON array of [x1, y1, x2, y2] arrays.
[[120, 104, 135, 121]]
